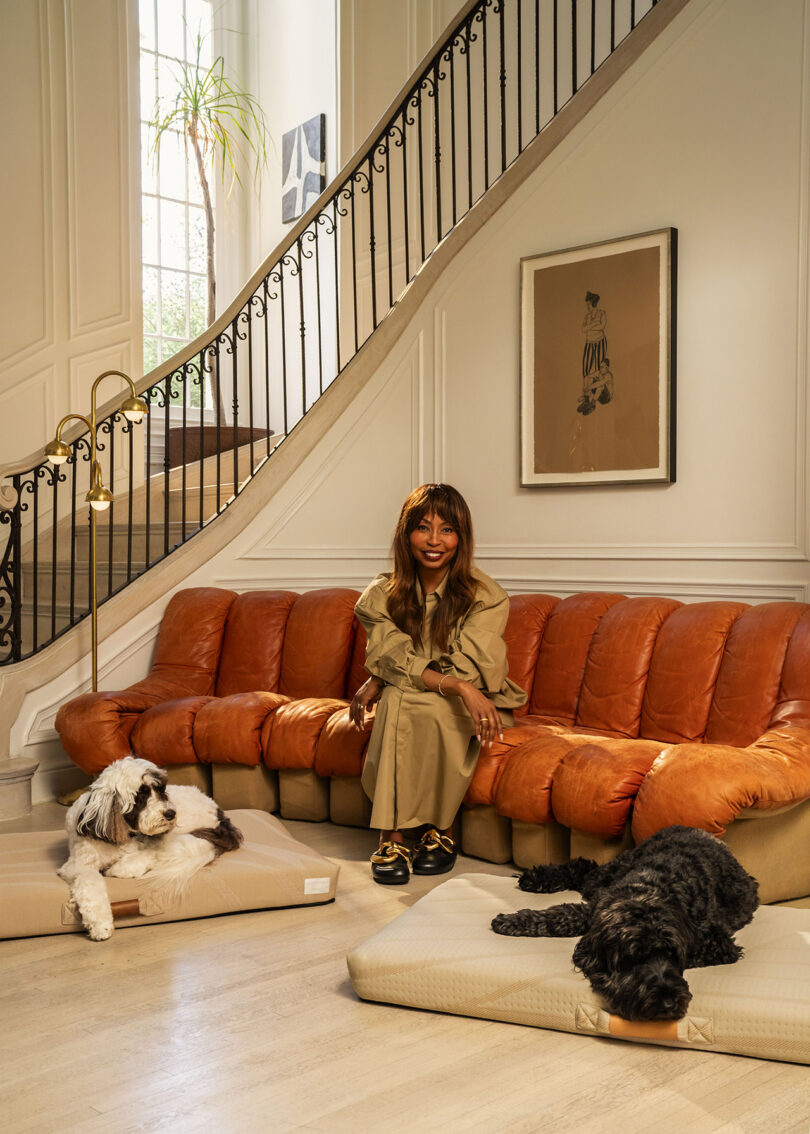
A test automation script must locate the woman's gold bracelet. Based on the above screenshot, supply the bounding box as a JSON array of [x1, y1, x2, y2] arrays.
[[438, 674, 448, 697]]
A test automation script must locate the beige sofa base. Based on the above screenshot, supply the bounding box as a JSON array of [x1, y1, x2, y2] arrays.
[[461, 805, 513, 863], [722, 799, 810, 904], [278, 768, 330, 821], [155, 767, 810, 903], [329, 776, 372, 827], [511, 818, 571, 869], [211, 764, 279, 813], [164, 764, 212, 793]]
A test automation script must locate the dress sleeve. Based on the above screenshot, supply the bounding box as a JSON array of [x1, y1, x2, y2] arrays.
[[438, 578, 511, 693], [354, 577, 434, 692]]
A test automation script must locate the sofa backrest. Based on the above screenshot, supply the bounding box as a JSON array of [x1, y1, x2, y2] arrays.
[[131, 587, 237, 699], [151, 588, 810, 746], [278, 589, 360, 699], [704, 602, 808, 745], [215, 591, 298, 697], [528, 593, 626, 726], [520, 593, 810, 746]]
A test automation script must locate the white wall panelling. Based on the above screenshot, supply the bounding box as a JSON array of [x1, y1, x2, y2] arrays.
[[0, 0, 53, 372], [0, 0, 143, 470], [65, 0, 130, 334]]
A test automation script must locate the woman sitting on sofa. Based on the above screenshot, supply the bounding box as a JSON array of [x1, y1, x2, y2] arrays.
[[349, 484, 526, 885]]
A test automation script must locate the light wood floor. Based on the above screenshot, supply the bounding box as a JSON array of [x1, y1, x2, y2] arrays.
[[2, 805, 809, 1134]]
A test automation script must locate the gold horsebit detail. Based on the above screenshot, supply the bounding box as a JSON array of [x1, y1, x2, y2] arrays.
[[370, 841, 412, 865], [419, 829, 455, 854]]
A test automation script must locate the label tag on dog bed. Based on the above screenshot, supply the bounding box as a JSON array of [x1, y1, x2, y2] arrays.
[[304, 877, 331, 895]]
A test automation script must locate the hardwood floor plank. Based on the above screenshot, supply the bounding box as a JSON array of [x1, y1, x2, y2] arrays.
[[3, 810, 810, 1133]]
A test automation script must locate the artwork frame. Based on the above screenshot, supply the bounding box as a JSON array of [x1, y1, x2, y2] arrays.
[[520, 228, 676, 487]]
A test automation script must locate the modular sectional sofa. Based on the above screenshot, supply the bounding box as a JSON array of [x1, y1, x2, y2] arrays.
[[55, 586, 810, 902]]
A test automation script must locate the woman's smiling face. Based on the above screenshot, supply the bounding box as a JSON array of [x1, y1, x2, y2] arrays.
[[409, 512, 459, 576]]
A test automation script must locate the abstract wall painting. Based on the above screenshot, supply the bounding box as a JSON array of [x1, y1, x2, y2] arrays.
[[520, 228, 676, 487], [281, 113, 326, 223]]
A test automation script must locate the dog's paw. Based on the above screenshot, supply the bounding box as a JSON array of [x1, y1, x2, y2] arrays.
[[104, 860, 146, 879], [491, 910, 547, 937], [87, 922, 113, 941]]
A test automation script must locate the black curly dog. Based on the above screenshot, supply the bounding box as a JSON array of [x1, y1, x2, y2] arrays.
[[491, 826, 759, 1022]]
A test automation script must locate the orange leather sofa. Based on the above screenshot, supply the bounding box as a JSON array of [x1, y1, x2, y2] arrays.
[[55, 586, 810, 902]]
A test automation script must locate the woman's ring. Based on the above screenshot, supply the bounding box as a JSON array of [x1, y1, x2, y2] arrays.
[[479, 717, 488, 722]]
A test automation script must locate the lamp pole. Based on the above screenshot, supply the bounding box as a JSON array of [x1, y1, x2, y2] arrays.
[[45, 371, 148, 691]]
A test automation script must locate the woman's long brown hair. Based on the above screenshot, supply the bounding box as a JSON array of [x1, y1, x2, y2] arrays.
[[387, 484, 478, 651]]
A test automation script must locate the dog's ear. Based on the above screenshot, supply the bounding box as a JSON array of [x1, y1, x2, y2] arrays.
[[75, 788, 130, 845], [572, 932, 603, 979]]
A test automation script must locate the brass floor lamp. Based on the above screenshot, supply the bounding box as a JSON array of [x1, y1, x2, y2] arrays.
[[44, 370, 148, 692]]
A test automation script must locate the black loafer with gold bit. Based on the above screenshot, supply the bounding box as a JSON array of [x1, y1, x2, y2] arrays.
[[370, 841, 412, 885], [411, 828, 457, 876]]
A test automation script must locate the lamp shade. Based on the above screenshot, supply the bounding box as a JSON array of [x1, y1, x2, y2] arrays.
[[86, 484, 113, 511], [44, 438, 72, 465], [120, 394, 149, 423]]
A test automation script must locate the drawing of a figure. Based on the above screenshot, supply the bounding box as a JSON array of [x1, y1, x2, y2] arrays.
[[577, 357, 614, 416], [578, 291, 611, 415]]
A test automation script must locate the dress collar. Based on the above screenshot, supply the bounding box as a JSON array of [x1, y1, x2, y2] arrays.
[[417, 570, 449, 601]]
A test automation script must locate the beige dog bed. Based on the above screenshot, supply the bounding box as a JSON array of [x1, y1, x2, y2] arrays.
[[0, 810, 338, 938], [347, 873, 810, 1064]]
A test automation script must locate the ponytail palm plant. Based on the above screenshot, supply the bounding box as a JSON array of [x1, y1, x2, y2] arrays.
[[148, 30, 270, 411]]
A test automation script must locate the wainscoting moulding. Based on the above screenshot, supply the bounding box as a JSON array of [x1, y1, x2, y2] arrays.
[[214, 568, 806, 605]]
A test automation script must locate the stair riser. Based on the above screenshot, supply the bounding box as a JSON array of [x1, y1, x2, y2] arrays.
[[22, 566, 138, 606], [71, 523, 193, 560]]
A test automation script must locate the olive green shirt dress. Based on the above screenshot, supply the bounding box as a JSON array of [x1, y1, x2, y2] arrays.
[[354, 567, 527, 831]]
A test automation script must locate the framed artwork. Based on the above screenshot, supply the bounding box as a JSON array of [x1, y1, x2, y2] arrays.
[[520, 228, 676, 487], [281, 113, 326, 223]]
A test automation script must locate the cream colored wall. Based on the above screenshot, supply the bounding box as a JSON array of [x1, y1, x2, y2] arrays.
[[12, 0, 810, 800], [338, 0, 463, 164], [198, 0, 810, 605], [0, 0, 142, 469]]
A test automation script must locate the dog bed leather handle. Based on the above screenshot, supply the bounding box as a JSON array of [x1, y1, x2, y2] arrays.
[[111, 899, 141, 919]]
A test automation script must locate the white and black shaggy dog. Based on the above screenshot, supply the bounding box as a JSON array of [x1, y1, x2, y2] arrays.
[[491, 826, 759, 1021], [58, 756, 242, 940]]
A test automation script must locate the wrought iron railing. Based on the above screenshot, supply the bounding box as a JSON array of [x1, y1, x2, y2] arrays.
[[0, 0, 663, 664]]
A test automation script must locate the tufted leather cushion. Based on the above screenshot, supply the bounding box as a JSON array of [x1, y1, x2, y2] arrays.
[[279, 590, 359, 700], [194, 692, 291, 766], [639, 602, 746, 743], [55, 588, 236, 773], [550, 736, 668, 840], [215, 591, 297, 696], [131, 696, 215, 765], [575, 597, 682, 737], [314, 706, 374, 778], [705, 603, 807, 747], [502, 595, 560, 718], [264, 697, 349, 770], [529, 593, 625, 723]]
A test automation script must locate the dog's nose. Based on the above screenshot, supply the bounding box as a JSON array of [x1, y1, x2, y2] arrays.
[[164, 809, 176, 821]]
